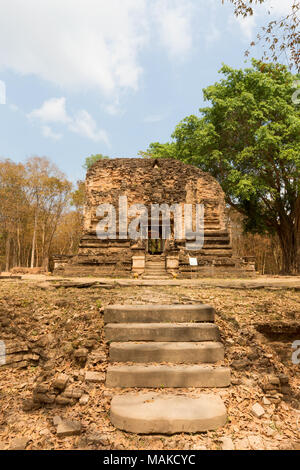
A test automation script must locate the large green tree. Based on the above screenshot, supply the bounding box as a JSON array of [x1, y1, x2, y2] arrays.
[[145, 60, 300, 274]]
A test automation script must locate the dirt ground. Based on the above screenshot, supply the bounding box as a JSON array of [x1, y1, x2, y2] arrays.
[[0, 276, 299, 450]]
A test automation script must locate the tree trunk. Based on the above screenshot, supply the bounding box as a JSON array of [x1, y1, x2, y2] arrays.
[[5, 235, 11, 272], [17, 225, 21, 266], [277, 225, 299, 274], [12, 240, 17, 267], [42, 255, 49, 271], [31, 210, 38, 268]]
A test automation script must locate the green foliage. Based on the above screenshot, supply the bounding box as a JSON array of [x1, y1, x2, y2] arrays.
[[138, 142, 176, 159], [83, 153, 109, 170], [71, 180, 85, 210], [145, 59, 300, 272]]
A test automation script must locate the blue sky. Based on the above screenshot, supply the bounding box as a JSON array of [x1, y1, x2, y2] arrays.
[[0, 0, 294, 182]]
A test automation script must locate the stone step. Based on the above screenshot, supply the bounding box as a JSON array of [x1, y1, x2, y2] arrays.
[[144, 270, 166, 273], [145, 262, 165, 265], [144, 268, 167, 275], [105, 322, 220, 342], [109, 341, 224, 363], [106, 364, 230, 388], [143, 273, 168, 277], [110, 392, 227, 434], [202, 245, 232, 250], [204, 237, 230, 243], [144, 269, 168, 273], [201, 251, 233, 257], [143, 271, 168, 274], [204, 230, 229, 237], [144, 267, 167, 270], [142, 276, 171, 280], [104, 304, 215, 323], [143, 271, 169, 279], [145, 263, 166, 266], [144, 267, 167, 271]]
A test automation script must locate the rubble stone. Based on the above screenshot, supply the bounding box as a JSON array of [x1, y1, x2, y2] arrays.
[[56, 419, 82, 437], [79, 394, 89, 405], [53, 416, 62, 426], [85, 371, 105, 383], [251, 403, 265, 418], [9, 437, 29, 450], [86, 433, 110, 446], [220, 436, 235, 450], [53, 374, 69, 391]]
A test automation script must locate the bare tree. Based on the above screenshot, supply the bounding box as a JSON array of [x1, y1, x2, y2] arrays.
[[224, 0, 300, 71]]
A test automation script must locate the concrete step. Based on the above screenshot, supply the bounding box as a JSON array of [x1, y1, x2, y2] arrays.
[[106, 364, 230, 388], [105, 322, 220, 342], [110, 392, 227, 434], [109, 341, 224, 363], [104, 304, 215, 323]]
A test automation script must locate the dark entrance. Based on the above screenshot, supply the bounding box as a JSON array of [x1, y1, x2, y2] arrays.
[[148, 238, 164, 254], [148, 217, 164, 254]]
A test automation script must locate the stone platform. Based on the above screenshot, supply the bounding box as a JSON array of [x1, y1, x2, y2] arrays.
[[110, 392, 227, 434]]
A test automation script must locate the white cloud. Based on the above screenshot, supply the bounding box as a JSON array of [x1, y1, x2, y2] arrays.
[[28, 97, 109, 145], [9, 104, 19, 112], [0, 0, 196, 104], [69, 110, 110, 145], [28, 97, 70, 123], [0, 0, 148, 97], [103, 97, 124, 116], [234, 15, 257, 41], [154, 0, 193, 59], [263, 0, 295, 17], [41, 125, 62, 141]]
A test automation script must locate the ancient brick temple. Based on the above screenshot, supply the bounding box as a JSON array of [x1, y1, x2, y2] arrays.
[[56, 158, 255, 277]]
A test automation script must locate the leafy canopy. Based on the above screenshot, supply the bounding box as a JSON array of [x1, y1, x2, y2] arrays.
[[83, 153, 109, 170], [145, 59, 300, 236]]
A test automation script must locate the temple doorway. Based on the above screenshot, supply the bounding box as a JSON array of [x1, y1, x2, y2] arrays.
[[147, 217, 164, 254]]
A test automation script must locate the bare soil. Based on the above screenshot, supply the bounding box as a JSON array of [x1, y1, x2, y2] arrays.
[[0, 277, 299, 450]]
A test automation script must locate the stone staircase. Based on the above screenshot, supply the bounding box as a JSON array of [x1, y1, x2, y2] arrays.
[[202, 230, 232, 257], [104, 304, 231, 434], [142, 255, 171, 280]]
